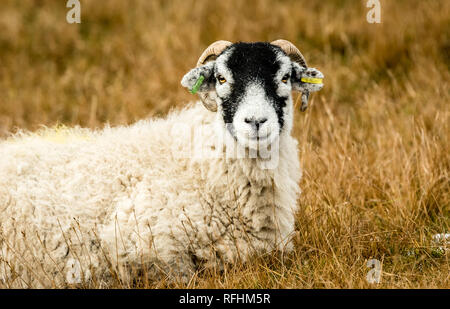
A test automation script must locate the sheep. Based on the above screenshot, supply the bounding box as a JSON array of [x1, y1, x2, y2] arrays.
[[0, 40, 324, 288]]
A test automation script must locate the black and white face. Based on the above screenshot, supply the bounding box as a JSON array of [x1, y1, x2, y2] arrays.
[[214, 42, 294, 150], [182, 42, 323, 150]]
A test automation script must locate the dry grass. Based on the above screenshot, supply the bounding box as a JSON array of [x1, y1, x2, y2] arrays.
[[0, 0, 448, 288]]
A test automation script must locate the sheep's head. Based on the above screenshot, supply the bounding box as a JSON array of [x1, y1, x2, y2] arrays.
[[181, 40, 324, 151]]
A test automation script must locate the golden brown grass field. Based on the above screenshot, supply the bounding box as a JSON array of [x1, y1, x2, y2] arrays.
[[0, 0, 448, 288]]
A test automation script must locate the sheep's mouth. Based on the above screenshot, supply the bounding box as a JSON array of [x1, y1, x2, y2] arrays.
[[248, 134, 270, 141], [226, 124, 277, 150]]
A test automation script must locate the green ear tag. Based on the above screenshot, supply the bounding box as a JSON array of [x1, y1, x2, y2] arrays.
[[190, 75, 205, 94]]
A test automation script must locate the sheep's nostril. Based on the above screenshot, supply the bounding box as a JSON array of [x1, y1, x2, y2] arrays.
[[259, 118, 267, 124], [245, 117, 268, 130]]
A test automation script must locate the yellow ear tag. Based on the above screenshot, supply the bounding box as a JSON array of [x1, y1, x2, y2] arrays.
[[301, 77, 323, 84]]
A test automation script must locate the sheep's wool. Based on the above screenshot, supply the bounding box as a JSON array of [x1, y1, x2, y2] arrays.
[[0, 102, 301, 287]]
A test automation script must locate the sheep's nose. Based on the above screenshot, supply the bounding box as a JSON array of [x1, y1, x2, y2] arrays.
[[244, 117, 267, 130]]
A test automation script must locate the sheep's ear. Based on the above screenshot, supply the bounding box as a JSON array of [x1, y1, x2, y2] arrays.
[[291, 63, 324, 93], [291, 63, 324, 111], [181, 61, 216, 93]]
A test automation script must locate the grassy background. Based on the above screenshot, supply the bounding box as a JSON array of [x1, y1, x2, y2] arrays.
[[0, 0, 448, 288]]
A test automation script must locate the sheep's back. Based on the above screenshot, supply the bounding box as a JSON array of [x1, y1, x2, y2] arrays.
[[0, 102, 213, 286]]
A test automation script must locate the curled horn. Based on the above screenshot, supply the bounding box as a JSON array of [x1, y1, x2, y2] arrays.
[[271, 39, 307, 68], [196, 40, 232, 112], [271, 39, 310, 111]]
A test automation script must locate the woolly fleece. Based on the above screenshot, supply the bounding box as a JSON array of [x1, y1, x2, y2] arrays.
[[0, 102, 301, 288]]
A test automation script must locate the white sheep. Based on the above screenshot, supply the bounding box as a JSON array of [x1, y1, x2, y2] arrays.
[[0, 40, 324, 288]]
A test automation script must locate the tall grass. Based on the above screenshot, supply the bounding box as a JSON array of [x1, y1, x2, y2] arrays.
[[0, 0, 448, 288]]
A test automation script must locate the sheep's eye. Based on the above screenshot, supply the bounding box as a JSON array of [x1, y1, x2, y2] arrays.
[[281, 74, 290, 83], [217, 75, 227, 84]]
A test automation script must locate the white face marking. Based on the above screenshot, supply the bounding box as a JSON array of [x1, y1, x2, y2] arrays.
[[274, 53, 293, 98], [215, 50, 234, 99], [274, 52, 295, 135], [231, 82, 280, 150]]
